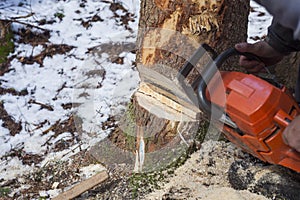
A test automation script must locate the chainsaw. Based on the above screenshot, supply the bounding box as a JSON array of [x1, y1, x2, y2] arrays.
[[177, 43, 300, 172]]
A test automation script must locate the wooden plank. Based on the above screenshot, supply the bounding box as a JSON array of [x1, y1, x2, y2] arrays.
[[53, 170, 109, 200]]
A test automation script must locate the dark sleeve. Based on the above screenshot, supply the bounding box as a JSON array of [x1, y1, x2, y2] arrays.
[[265, 21, 300, 54]]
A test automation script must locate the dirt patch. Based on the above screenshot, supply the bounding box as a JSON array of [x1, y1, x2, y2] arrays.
[[17, 44, 74, 66], [41, 115, 79, 151], [80, 14, 104, 29], [88, 42, 136, 65], [16, 28, 50, 46], [1, 148, 44, 166], [0, 87, 28, 96], [108, 1, 136, 32], [0, 102, 22, 136], [0, 150, 97, 199]]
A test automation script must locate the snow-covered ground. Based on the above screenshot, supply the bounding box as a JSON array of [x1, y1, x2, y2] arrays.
[[0, 0, 271, 186], [0, 0, 140, 181]]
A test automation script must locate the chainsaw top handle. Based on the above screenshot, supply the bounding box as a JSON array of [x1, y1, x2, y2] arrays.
[[196, 45, 261, 116]]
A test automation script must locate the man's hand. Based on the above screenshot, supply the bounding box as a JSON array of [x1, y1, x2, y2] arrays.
[[235, 41, 285, 73], [283, 115, 300, 152]]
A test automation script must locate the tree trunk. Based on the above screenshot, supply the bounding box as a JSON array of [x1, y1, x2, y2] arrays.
[[132, 0, 251, 172], [90, 0, 252, 172], [90, 0, 300, 174]]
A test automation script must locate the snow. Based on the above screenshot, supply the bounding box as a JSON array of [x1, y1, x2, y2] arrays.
[[0, 157, 33, 181], [0, 0, 272, 183], [0, 0, 140, 181]]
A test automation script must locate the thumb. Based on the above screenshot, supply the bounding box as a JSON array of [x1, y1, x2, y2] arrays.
[[235, 42, 255, 53], [235, 41, 268, 55]]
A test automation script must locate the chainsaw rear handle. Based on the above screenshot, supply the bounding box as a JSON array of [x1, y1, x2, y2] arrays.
[[196, 47, 261, 116]]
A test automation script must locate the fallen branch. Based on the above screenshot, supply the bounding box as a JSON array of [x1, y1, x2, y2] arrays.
[[28, 99, 54, 111]]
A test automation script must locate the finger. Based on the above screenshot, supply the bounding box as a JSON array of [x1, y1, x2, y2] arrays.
[[235, 43, 251, 52], [235, 42, 263, 54], [282, 129, 290, 145], [283, 130, 300, 152], [256, 67, 267, 73], [239, 56, 262, 68], [246, 63, 265, 73]]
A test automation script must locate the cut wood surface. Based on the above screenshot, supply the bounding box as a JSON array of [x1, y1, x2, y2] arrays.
[[94, 0, 252, 173], [52, 170, 108, 200], [135, 63, 201, 121]]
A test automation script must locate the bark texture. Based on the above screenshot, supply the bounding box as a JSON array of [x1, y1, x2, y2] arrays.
[[135, 0, 251, 151], [137, 0, 250, 69], [88, 1, 300, 197], [275, 53, 300, 90], [91, 0, 251, 172]]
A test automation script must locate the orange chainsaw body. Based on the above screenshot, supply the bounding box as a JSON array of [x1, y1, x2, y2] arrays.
[[208, 71, 300, 172]]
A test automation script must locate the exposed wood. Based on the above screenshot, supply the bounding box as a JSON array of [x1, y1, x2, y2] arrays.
[[91, 0, 251, 172], [134, 0, 251, 153], [87, 0, 300, 198], [137, 63, 200, 121], [52, 171, 108, 200]]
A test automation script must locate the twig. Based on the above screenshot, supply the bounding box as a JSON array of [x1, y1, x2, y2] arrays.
[[4, 18, 49, 31], [0, 5, 15, 10], [28, 99, 54, 111], [10, 13, 35, 20]]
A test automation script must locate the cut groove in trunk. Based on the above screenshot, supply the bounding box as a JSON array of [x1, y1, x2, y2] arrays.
[[91, 0, 251, 172]]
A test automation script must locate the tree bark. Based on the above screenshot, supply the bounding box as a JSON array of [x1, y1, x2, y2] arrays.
[[134, 0, 251, 170], [90, 0, 300, 174], [89, 0, 252, 172], [275, 53, 300, 91]]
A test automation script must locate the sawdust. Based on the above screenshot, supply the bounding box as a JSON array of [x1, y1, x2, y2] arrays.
[[144, 140, 270, 200]]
